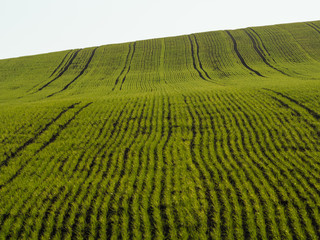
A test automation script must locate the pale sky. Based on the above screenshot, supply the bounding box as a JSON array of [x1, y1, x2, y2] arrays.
[[1, 0, 319, 60]]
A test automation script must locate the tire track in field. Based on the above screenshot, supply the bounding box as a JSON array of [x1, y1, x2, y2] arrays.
[[112, 42, 136, 91], [260, 91, 320, 140], [49, 51, 72, 78], [0, 102, 80, 169], [251, 92, 320, 196], [188, 35, 212, 82], [244, 29, 290, 76], [225, 30, 264, 77], [36, 50, 81, 92], [306, 23, 320, 34], [262, 88, 320, 120], [47, 47, 98, 97], [191, 35, 212, 80], [0, 102, 92, 190]]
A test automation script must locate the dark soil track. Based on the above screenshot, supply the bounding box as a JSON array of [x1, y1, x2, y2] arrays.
[[226, 30, 264, 77]]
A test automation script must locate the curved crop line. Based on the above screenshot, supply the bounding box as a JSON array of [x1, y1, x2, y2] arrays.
[[225, 31, 264, 77], [203, 93, 269, 239], [248, 28, 272, 57], [262, 88, 320, 120], [49, 51, 72, 78], [187, 36, 211, 82], [159, 98, 174, 239], [244, 29, 290, 76], [0, 102, 92, 190], [183, 95, 218, 238], [236, 92, 320, 238], [47, 47, 99, 97], [192, 35, 212, 80], [105, 102, 148, 239], [119, 42, 136, 90], [59, 101, 135, 239], [306, 23, 320, 34], [0, 102, 80, 169], [216, 93, 291, 238], [50, 134, 109, 238], [112, 45, 132, 91], [37, 50, 82, 92], [112, 42, 136, 91]]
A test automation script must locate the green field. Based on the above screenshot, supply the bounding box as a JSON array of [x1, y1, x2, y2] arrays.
[[1, 20, 320, 239]]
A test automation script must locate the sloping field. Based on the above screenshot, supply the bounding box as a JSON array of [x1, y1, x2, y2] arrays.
[[1, 21, 320, 239]]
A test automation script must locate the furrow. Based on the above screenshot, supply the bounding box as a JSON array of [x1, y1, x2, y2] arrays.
[[37, 186, 66, 239], [48, 105, 118, 239], [209, 93, 283, 239], [158, 97, 177, 239], [187, 35, 211, 82], [47, 47, 98, 97], [244, 29, 290, 76], [306, 23, 320, 34], [84, 99, 146, 239], [112, 42, 136, 91], [119, 42, 136, 90], [225, 92, 302, 239], [203, 93, 269, 240], [117, 98, 155, 239], [0, 102, 92, 190], [225, 30, 264, 77], [14, 187, 57, 239], [183, 95, 219, 239], [49, 51, 72, 78], [68, 100, 138, 240], [192, 34, 212, 80], [127, 97, 156, 239], [60, 100, 135, 240], [235, 91, 319, 238], [197, 95, 235, 239], [261, 91, 320, 143], [0, 102, 80, 169], [262, 88, 320, 120], [37, 49, 81, 92], [104, 100, 147, 239], [213, 93, 262, 239]]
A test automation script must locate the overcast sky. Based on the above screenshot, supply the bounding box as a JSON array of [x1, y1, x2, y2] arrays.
[[0, 0, 319, 59]]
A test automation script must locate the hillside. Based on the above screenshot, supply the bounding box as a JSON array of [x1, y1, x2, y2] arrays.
[[1, 21, 320, 239]]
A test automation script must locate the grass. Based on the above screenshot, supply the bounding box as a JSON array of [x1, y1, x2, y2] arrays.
[[0, 20, 320, 239]]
